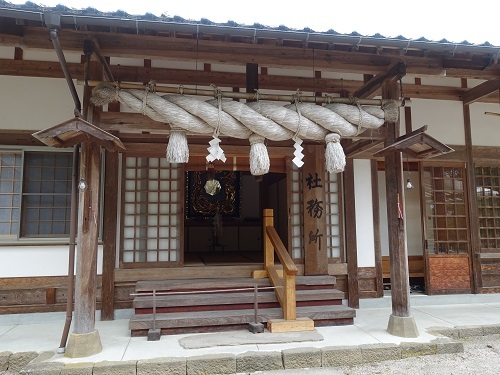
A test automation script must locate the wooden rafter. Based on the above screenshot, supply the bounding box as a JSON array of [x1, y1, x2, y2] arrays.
[[344, 139, 384, 158], [84, 39, 114, 82], [353, 61, 406, 99], [1, 26, 498, 79], [462, 79, 500, 105]]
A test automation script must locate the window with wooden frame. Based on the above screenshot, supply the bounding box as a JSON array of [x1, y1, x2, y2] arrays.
[[0, 151, 22, 238], [0, 149, 73, 239], [324, 170, 344, 261], [422, 165, 469, 254], [289, 162, 304, 260], [475, 166, 500, 251], [22, 151, 73, 237], [121, 156, 182, 267]]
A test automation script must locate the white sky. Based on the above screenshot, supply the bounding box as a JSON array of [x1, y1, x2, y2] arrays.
[[7, 0, 500, 45]]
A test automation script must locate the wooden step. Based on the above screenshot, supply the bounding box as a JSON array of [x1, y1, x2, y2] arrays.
[[129, 304, 356, 335], [130, 275, 348, 335], [135, 275, 337, 293], [133, 289, 343, 308], [135, 278, 271, 292]]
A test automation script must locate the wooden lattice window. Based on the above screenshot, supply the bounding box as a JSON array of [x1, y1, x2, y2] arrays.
[[423, 165, 469, 254], [476, 166, 500, 251], [22, 151, 72, 237], [324, 171, 344, 261], [289, 162, 304, 260], [121, 156, 182, 267], [0, 151, 22, 237]]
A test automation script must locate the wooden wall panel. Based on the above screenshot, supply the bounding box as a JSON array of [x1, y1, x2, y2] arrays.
[[0, 276, 103, 314], [358, 267, 381, 298], [333, 275, 348, 296], [0, 289, 46, 306], [480, 260, 500, 288], [428, 256, 471, 293]]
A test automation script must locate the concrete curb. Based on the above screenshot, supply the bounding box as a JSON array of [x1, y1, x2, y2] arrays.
[[6, 323, 498, 375]]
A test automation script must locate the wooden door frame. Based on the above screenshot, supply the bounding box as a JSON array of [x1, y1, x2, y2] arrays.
[[420, 161, 473, 294]]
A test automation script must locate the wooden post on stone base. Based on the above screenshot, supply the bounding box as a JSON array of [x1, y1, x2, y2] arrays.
[[65, 61, 103, 357], [383, 79, 419, 338]]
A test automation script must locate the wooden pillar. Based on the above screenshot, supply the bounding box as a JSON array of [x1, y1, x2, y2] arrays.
[[246, 63, 258, 102], [463, 103, 482, 293], [66, 61, 103, 357], [382, 80, 413, 321], [371, 160, 383, 297], [343, 158, 359, 308], [100, 150, 119, 321], [73, 140, 101, 333], [302, 145, 328, 275]]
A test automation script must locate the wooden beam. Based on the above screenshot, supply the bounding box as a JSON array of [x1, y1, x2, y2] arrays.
[[462, 79, 500, 105], [353, 61, 406, 99], [1, 59, 498, 102], [14, 46, 23, 60]]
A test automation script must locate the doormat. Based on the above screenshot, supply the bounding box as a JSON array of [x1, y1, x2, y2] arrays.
[[179, 329, 324, 349]]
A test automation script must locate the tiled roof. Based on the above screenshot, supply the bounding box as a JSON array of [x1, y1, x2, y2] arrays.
[[0, 0, 498, 48]]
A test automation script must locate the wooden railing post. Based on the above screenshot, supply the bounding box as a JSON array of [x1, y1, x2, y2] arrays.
[[263, 209, 274, 270], [283, 274, 296, 320], [260, 209, 313, 332]]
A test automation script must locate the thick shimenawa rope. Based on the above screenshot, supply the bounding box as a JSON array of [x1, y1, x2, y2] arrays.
[[91, 83, 399, 174]]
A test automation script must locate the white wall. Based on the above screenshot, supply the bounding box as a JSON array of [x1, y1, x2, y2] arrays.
[[378, 171, 423, 257], [470, 102, 500, 147], [0, 76, 83, 131], [0, 245, 103, 277], [354, 159, 375, 267], [410, 98, 465, 145], [0, 46, 15, 59], [404, 171, 424, 255], [378, 171, 389, 256]]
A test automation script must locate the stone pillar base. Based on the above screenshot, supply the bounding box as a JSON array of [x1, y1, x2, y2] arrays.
[[387, 314, 419, 338], [65, 330, 102, 358]]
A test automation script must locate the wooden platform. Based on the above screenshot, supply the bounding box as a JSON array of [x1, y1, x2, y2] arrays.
[[129, 276, 355, 336]]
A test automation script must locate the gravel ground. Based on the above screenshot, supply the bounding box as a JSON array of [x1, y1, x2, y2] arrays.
[[253, 334, 500, 375]]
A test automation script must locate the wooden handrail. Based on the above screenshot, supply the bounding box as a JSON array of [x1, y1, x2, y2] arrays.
[[266, 226, 298, 276], [262, 208, 297, 321]]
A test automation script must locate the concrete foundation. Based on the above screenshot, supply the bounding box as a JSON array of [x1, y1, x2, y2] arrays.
[[65, 330, 103, 358], [387, 314, 419, 338]]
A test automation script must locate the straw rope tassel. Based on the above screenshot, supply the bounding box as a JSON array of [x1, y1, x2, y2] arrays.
[[325, 133, 345, 173], [166, 128, 189, 163], [249, 134, 270, 176]]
